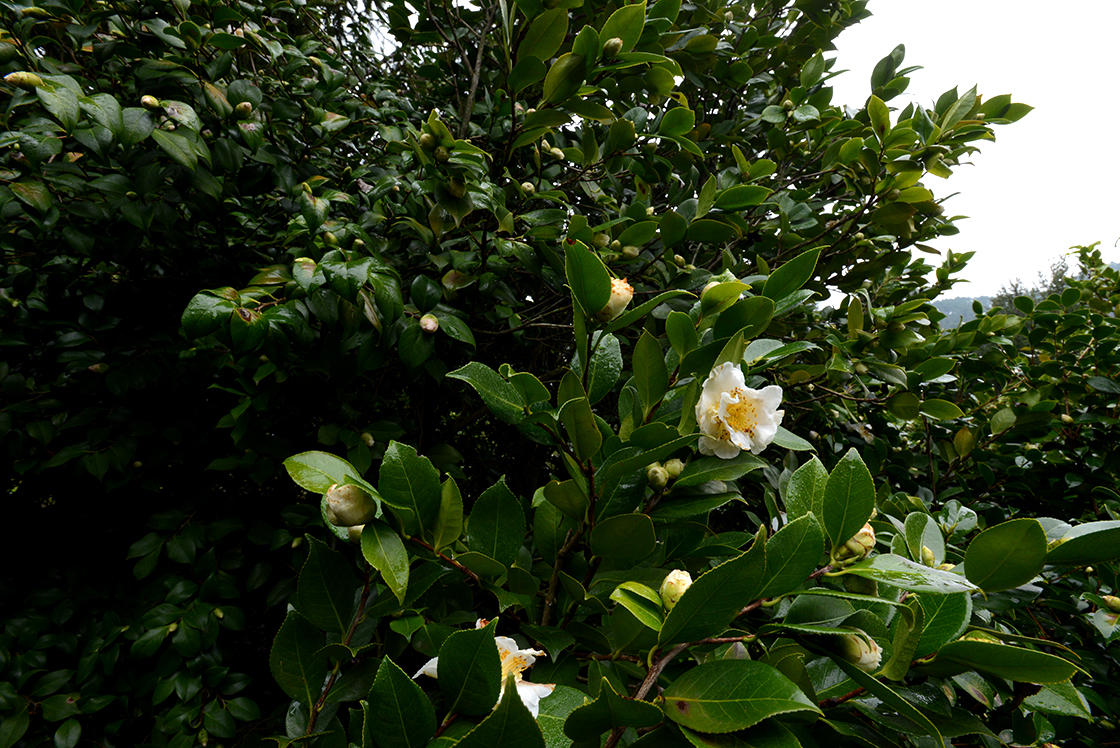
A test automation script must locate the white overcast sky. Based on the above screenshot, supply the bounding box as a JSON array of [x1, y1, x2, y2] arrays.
[[828, 1, 1120, 297]]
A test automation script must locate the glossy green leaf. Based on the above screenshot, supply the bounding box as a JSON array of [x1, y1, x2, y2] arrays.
[[519, 8, 568, 61], [821, 448, 876, 549], [599, 1, 646, 54], [537, 685, 589, 748], [434, 478, 464, 551], [297, 537, 358, 634], [379, 441, 442, 540], [437, 621, 502, 716], [152, 129, 198, 170], [633, 330, 669, 418], [663, 660, 820, 732], [1022, 681, 1093, 719], [564, 240, 612, 318], [366, 657, 436, 748], [867, 95, 890, 139], [964, 518, 1047, 591], [666, 311, 698, 359], [591, 513, 656, 561], [659, 529, 766, 645], [711, 296, 775, 342], [361, 520, 410, 604], [455, 673, 546, 748], [542, 479, 589, 522], [448, 362, 526, 424], [587, 332, 623, 404], [564, 681, 662, 741], [467, 476, 524, 567], [919, 399, 965, 420], [757, 514, 825, 599], [763, 248, 821, 302], [270, 609, 327, 705], [926, 640, 1079, 683], [784, 456, 826, 520], [283, 451, 361, 493], [610, 582, 663, 630], [832, 658, 941, 741], [1046, 520, 1120, 565], [713, 184, 772, 212], [914, 592, 972, 658], [559, 371, 602, 462], [674, 453, 766, 488], [541, 53, 585, 105], [660, 107, 695, 138], [841, 554, 979, 594], [903, 513, 944, 567]]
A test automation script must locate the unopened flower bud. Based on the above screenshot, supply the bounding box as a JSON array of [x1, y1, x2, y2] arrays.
[[835, 628, 881, 673], [938, 562, 956, 571], [167, 622, 179, 633], [521, 181, 535, 196], [921, 545, 936, 567], [1060, 413, 1074, 424], [647, 463, 669, 489], [591, 233, 610, 249], [673, 254, 686, 267], [141, 94, 161, 109], [347, 524, 365, 544], [836, 522, 875, 563], [664, 458, 685, 478], [434, 146, 451, 162], [213, 608, 224, 618], [235, 101, 253, 119], [1102, 595, 1120, 614], [622, 245, 640, 258], [5, 71, 44, 90], [326, 483, 377, 526], [361, 432, 375, 447], [659, 569, 692, 611], [420, 313, 439, 333], [843, 574, 878, 597], [602, 37, 623, 58], [594, 277, 633, 323]]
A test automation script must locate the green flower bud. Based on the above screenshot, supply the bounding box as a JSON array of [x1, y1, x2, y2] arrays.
[[921, 545, 936, 567], [419, 132, 436, 150], [235, 101, 253, 119], [602, 37, 624, 58], [673, 254, 686, 267], [434, 145, 451, 162], [347, 524, 365, 544], [591, 233, 610, 249], [659, 569, 692, 611], [420, 313, 440, 333], [5, 71, 44, 90], [1060, 413, 1074, 424], [647, 463, 669, 489], [361, 432, 375, 447], [1102, 595, 1120, 614], [622, 245, 640, 258], [521, 181, 535, 196], [664, 458, 685, 478], [835, 522, 875, 563]]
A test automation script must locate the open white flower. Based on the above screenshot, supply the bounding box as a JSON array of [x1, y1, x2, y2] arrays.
[[413, 620, 555, 718], [595, 277, 634, 322], [695, 362, 784, 459]]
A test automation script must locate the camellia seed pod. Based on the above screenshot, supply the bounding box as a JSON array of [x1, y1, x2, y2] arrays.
[[434, 145, 451, 162]]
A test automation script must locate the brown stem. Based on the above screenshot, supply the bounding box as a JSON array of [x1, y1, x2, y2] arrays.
[[540, 529, 582, 627], [408, 537, 481, 585], [818, 686, 866, 709]]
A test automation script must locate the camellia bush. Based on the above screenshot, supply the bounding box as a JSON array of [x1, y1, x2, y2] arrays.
[[5, 0, 1120, 746]]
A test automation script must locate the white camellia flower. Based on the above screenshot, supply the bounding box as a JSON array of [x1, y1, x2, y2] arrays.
[[595, 277, 634, 322], [695, 362, 784, 459], [835, 627, 882, 673], [413, 620, 555, 718]]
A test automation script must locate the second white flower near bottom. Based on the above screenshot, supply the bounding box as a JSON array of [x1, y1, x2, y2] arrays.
[[413, 620, 555, 718], [695, 362, 784, 459]]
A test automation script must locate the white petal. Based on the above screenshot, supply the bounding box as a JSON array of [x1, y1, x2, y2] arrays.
[[516, 680, 556, 719], [413, 656, 439, 680]]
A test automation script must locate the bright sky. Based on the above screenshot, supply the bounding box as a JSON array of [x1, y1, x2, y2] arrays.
[[829, 1, 1120, 297]]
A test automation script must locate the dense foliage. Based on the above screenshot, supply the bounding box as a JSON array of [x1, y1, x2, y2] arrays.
[[4, 0, 1120, 746]]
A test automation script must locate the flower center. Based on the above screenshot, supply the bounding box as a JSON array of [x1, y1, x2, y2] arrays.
[[723, 389, 758, 438]]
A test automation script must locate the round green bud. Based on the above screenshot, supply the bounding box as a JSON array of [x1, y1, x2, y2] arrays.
[[647, 464, 669, 489], [521, 181, 535, 196], [434, 145, 451, 162], [782, 99, 794, 110], [673, 254, 686, 267], [602, 37, 624, 58], [418, 132, 436, 150], [591, 233, 610, 249], [5, 71, 43, 90], [235, 101, 253, 119], [622, 245, 640, 259]]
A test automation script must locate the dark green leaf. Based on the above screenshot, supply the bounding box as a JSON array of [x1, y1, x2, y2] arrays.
[[663, 660, 821, 732], [438, 621, 502, 716], [379, 441, 442, 539], [467, 477, 524, 567], [361, 520, 410, 604], [757, 514, 825, 599], [269, 610, 327, 706], [964, 518, 1047, 591], [366, 658, 436, 748], [841, 554, 979, 594], [448, 362, 526, 424], [591, 513, 656, 561], [1046, 520, 1120, 565], [297, 537, 358, 634], [674, 453, 766, 488], [564, 681, 662, 741], [821, 448, 876, 550], [763, 248, 821, 302]]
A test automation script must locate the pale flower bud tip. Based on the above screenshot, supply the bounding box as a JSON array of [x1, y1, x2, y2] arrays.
[[659, 570, 692, 611], [595, 277, 634, 322], [836, 522, 875, 563], [420, 313, 439, 333], [647, 464, 669, 489], [836, 628, 881, 673]]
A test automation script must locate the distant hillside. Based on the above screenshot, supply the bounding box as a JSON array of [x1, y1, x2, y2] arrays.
[[932, 296, 992, 327]]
